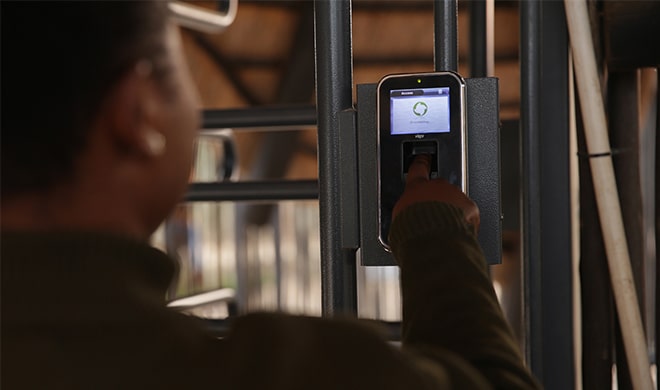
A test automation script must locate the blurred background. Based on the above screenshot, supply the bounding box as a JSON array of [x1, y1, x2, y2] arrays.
[[152, 0, 525, 341], [151, 7, 658, 383]]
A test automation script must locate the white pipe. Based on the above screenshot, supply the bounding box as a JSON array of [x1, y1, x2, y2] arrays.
[[169, 0, 238, 34], [564, 1, 653, 389], [568, 51, 583, 390]]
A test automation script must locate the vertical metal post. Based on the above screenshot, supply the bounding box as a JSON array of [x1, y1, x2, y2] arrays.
[[434, 0, 458, 71], [314, 0, 358, 316], [520, 0, 543, 378], [521, 0, 574, 387], [470, 0, 487, 77], [469, 0, 494, 77], [539, 3, 573, 387]]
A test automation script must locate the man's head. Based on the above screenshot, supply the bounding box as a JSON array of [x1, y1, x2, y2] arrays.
[[2, 1, 200, 237]]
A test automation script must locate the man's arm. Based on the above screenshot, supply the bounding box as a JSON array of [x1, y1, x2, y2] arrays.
[[389, 156, 541, 389]]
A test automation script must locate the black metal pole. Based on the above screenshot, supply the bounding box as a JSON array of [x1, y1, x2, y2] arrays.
[[522, 1, 574, 387], [520, 0, 543, 381], [201, 105, 317, 130], [314, 0, 358, 316], [538, 3, 573, 388], [434, 0, 458, 71], [469, 0, 487, 77], [185, 180, 318, 202]]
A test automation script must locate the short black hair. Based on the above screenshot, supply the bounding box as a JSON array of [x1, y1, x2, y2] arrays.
[[1, 1, 170, 198]]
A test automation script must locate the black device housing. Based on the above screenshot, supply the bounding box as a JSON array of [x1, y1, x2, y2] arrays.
[[346, 77, 501, 266], [376, 72, 467, 250]]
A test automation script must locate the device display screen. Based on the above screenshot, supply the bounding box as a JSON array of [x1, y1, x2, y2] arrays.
[[390, 87, 450, 135]]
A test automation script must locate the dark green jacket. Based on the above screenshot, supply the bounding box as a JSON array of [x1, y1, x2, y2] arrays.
[[1, 202, 540, 389]]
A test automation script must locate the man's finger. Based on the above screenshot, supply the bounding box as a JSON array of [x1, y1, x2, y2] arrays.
[[406, 154, 431, 184]]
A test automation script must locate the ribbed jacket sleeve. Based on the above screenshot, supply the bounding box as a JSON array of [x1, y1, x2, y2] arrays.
[[389, 202, 541, 390]]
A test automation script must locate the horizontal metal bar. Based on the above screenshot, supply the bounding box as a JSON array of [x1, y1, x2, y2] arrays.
[[185, 180, 318, 202], [202, 105, 317, 130]]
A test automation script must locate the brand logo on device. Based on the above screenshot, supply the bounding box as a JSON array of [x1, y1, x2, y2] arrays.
[[413, 101, 428, 117]]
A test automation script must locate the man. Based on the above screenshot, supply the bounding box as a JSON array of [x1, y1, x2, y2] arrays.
[[1, 2, 539, 389]]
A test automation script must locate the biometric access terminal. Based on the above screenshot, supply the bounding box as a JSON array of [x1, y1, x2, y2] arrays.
[[377, 71, 468, 250]]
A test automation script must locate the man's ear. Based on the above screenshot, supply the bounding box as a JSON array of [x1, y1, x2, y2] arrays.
[[101, 61, 167, 159]]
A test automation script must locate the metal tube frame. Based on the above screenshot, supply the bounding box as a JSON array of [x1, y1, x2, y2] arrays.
[[470, 0, 487, 77], [187, 6, 579, 389], [434, 0, 458, 71], [202, 105, 316, 130], [314, 0, 358, 316], [520, 0, 543, 377], [186, 180, 318, 202], [469, 0, 494, 78], [521, 0, 574, 387]]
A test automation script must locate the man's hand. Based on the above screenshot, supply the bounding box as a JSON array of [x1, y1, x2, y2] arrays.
[[392, 155, 480, 232]]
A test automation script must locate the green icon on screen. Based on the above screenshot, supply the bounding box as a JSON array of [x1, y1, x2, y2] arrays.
[[413, 101, 428, 117]]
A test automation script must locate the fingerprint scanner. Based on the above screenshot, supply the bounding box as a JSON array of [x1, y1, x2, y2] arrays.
[[403, 141, 439, 178]]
